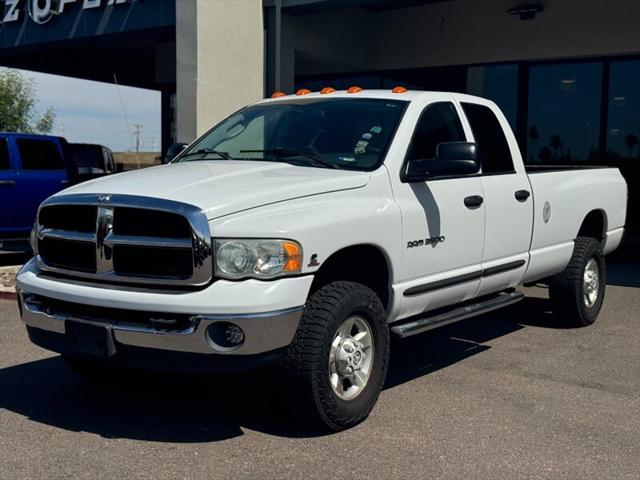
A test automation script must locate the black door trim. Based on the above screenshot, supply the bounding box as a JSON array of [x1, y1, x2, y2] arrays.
[[482, 259, 526, 277], [403, 259, 526, 297], [404, 271, 482, 297]]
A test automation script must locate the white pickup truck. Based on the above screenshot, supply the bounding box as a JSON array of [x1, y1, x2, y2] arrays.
[[16, 89, 627, 430]]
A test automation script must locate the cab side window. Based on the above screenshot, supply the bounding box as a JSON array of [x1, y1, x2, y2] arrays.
[[461, 103, 515, 174], [406, 102, 465, 162], [0, 138, 9, 170], [17, 138, 65, 170]]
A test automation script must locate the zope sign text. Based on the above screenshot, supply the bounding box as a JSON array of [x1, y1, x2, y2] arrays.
[[1, 0, 131, 25]]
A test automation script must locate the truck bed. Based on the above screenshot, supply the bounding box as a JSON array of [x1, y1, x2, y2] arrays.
[[522, 166, 627, 283]]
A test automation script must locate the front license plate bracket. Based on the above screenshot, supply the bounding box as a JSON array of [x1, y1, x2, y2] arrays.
[[66, 320, 116, 358]]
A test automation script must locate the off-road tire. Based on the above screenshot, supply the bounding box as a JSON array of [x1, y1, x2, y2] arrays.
[[284, 281, 390, 431], [549, 237, 606, 327]]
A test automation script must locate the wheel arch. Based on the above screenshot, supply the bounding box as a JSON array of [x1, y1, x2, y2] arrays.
[[309, 244, 393, 310], [577, 209, 608, 247]]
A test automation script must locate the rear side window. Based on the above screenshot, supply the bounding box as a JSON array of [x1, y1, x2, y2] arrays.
[[17, 138, 65, 170], [406, 102, 465, 161], [461, 103, 514, 174], [0, 138, 9, 170]]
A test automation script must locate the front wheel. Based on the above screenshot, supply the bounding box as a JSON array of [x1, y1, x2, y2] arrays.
[[549, 237, 606, 327], [284, 281, 390, 431]]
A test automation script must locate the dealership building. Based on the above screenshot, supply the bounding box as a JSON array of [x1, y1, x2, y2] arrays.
[[0, 0, 638, 230]]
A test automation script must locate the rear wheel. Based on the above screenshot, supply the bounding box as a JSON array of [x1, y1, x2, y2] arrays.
[[549, 237, 606, 327], [284, 281, 390, 431]]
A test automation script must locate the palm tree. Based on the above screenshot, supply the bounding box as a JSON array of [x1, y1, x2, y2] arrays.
[[528, 125, 539, 162], [625, 133, 639, 158], [549, 134, 563, 161]]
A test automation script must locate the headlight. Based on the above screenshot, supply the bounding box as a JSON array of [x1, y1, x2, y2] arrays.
[[214, 239, 302, 280]]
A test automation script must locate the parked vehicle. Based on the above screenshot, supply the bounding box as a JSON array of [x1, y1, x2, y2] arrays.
[[0, 133, 77, 253], [16, 89, 627, 430], [71, 143, 116, 179]]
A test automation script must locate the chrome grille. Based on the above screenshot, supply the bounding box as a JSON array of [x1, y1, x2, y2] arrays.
[[35, 194, 213, 287]]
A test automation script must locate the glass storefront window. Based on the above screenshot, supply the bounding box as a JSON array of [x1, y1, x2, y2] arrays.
[[607, 59, 640, 233], [527, 62, 602, 164], [607, 60, 640, 165], [466, 64, 518, 130]]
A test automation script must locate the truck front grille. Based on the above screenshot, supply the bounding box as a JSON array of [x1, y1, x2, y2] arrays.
[[38, 237, 97, 272], [35, 194, 213, 287], [112, 207, 192, 238], [39, 204, 97, 232], [112, 245, 194, 277]]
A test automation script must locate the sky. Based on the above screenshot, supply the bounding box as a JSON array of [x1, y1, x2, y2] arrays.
[[7, 68, 161, 153]]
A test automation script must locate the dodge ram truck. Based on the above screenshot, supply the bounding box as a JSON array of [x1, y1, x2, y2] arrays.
[[16, 88, 627, 430]]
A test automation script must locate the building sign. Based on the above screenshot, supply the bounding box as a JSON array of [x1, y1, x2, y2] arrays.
[[1, 0, 131, 25]]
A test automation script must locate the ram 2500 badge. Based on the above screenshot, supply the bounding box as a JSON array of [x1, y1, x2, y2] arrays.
[[16, 88, 627, 430]]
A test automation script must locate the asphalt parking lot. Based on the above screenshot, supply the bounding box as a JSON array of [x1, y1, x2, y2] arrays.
[[1, 281, 638, 479]]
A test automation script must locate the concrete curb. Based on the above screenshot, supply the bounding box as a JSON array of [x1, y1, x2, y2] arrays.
[[0, 266, 19, 299]]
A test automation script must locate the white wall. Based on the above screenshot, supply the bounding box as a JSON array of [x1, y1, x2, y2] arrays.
[[176, 0, 264, 142]]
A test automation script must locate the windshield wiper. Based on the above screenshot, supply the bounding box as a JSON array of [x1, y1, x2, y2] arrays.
[[240, 147, 341, 169], [179, 148, 233, 160]]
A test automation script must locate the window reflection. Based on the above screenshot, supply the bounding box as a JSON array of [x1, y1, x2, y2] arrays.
[[607, 60, 640, 164], [527, 63, 602, 164], [467, 64, 518, 130], [607, 59, 640, 234]]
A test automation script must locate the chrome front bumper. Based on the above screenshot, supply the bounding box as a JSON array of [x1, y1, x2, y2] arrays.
[[18, 291, 303, 356]]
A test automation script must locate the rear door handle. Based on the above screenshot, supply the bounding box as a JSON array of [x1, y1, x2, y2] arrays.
[[0, 180, 16, 186], [464, 195, 484, 209], [515, 190, 531, 202]]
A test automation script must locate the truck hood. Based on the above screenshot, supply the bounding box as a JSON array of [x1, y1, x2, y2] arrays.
[[59, 161, 370, 219]]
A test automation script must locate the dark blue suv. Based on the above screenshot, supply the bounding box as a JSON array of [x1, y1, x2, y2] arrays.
[[0, 133, 78, 253]]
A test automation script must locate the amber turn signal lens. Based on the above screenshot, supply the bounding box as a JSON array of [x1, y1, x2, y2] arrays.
[[283, 241, 302, 273], [347, 86, 363, 93], [296, 88, 312, 96], [392, 86, 408, 93], [271, 91, 286, 98], [320, 87, 336, 94]]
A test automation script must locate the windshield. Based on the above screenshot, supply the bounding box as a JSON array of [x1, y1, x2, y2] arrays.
[[176, 98, 407, 170], [71, 145, 104, 169]]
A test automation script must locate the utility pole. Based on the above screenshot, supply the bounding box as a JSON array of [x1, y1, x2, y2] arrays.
[[132, 124, 143, 153]]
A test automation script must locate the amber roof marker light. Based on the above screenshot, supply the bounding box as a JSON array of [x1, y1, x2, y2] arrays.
[[296, 88, 312, 96], [320, 87, 336, 94], [392, 86, 408, 94], [347, 86, 363, 94], [271, 91, 286, 98]]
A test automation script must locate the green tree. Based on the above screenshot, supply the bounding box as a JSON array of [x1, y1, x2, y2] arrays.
[[0, 69, 55, 134]]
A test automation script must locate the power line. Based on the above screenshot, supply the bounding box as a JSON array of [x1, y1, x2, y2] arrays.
[[113, 74, 140, 168], [132, 124, 143, 154]]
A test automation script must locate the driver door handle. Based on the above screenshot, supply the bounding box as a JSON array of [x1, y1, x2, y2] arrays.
[[515, 190, 531, 202], [464, 195, 484, 209]]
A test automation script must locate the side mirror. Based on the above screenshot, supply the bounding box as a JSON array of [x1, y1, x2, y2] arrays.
[[163, 143, 188, 164], [404, 142, 479, 182]]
